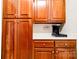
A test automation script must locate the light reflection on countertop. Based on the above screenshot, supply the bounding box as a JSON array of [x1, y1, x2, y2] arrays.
[[33, 33, 77, 39]]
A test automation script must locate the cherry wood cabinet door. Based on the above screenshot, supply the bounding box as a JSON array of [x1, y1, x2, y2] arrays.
[[51, 0, 65, 23], [3, 0, 17, 18], [18, 0, 32, 18], [55, 48, 76, 59], [14, 20, 32, 59], [33, 0, 49, 22], [2, 20, 14, 59], [34, 48, 54, 59]]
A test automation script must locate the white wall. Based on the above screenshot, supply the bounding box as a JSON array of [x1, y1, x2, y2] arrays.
[[33, 0, 77, 38], [61, 0, 77, 38]]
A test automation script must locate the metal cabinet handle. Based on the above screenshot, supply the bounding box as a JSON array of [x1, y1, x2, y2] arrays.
[[64, 43, 68, 47], [56, 50, 59, 53], [52, 51, 54, 54], [43, 43, 46, 46]]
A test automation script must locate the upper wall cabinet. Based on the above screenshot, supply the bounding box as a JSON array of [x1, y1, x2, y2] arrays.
[[3, 0, 17, 18], [51, 0, 65, 23], [3, 0, 32, 19], [33, 0, 65, 23], [18, 0, 32, 18], [33, 0, 49, 22]]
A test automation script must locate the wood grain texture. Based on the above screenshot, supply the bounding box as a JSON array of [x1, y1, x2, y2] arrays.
[[3, 0, 17, 18], [55, 40, 76, 48], [33, 40, 76, 59], [34, 48, 54, 59], [52, 0, 65, 19], [18, 0, 32, 18], [33, 0, 49, 22], [14, 19, 32, 59], [55, 48, 76, 59], [15, 21, 29, 59], [33, 0, 65, 23], [3, 0, 32, 19], [2, 19, 32, 59], [2, 20, 14, 59], [34, 41, 54, 48]]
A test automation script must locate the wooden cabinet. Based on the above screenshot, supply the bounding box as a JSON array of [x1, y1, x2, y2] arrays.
[[14, 19, 32, 59], [33, 40, 76, 59], [3, 0, 65, 22], [3, 0, 32, 18], [55, 48, 76, 59], [34, 41, 54, 48], [2, 20, 14, 59], [34, 48, 54, 59], [33, 0, 65, 23], [55, 40, 76, 48], [55, 40, 76, 59], [2, 19, 32, 59], [33, 40, 54, 59], [3, 0, 17, 18], [18, 0, 32, 18], [51, 0, 65, 23], [33, 0, 49, 22]]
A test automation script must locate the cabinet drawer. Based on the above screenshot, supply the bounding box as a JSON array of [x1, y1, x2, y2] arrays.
[[34, 41, 54, 48], [55, 40, 76, 48]]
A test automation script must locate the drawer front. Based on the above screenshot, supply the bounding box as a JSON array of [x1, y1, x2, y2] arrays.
[[55, 40, 76, 48], [34, 41, 54, 48]]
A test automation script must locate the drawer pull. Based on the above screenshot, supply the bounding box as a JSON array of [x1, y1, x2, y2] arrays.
[[64, 43, 68, 47], [52, 51, 54, 54], [56, 51, 59, 53], [43, 43, 46, 46], [34, 41, 54, 48]]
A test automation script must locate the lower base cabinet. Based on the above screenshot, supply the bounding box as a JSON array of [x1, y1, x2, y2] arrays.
[[55, 48, 76, 59], [33, 40, 76, 59], [34, 48, 54, 59]]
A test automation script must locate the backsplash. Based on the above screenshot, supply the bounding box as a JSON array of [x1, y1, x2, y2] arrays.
[[33, 23, 77, 38], [33, 24, 52, 33]]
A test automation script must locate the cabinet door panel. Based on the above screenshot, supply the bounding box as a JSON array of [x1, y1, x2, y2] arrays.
[[51, 0, 65, 23], [55, 48, 76, 59], [34, 48, 54, 59], [2, 21, 14, 59], [19, 0, 32, 18], [3, 0, 17, 18], [34, 0, 49, 22], [15, 21, 30, 59]]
